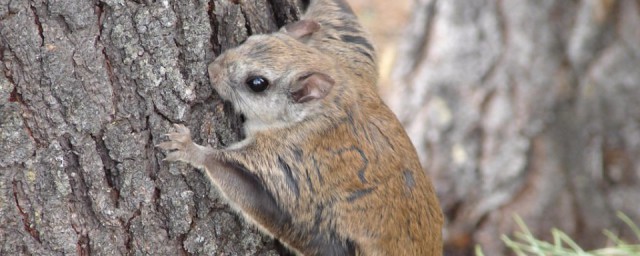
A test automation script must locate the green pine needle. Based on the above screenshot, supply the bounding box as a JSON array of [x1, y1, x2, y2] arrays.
[[475, 212, 640, 256]]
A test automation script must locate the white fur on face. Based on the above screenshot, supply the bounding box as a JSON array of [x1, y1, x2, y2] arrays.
[[235, 86, 297, 134], [210, 34, 330, 136]]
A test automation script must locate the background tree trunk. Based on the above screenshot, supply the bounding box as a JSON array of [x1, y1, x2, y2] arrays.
[[387, 0, 640, 255], [1, 0, 302, 254]]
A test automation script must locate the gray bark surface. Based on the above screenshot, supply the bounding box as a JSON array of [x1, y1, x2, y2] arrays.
[[1, 0, 302, 255], [387, 0, 640, 255]]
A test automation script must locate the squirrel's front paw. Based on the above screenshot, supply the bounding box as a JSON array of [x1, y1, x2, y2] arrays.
[[157, 124, 195, 162]]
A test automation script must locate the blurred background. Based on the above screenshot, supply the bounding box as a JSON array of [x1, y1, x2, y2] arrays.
[[349, 0, 412, 94], [351, 0, 640, 255]]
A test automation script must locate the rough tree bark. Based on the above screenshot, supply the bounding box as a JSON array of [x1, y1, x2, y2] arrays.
[[387, 0, 640, 255], [1, 0, 303, 255]]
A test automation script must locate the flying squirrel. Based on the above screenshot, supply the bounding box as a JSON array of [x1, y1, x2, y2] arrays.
[[158, 0, 443, 255]]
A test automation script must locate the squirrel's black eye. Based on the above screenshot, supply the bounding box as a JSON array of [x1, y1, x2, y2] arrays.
[[246, 76, 269, 92]]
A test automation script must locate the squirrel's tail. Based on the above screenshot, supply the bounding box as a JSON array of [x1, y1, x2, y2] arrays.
[[300, 0, 377, 82]]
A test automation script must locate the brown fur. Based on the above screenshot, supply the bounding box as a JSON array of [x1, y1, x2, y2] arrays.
[[299, 0, 378, 86], [158, 1, 443, 255]]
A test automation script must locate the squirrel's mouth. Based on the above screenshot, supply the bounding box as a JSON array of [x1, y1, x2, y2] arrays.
[[237, 113, 247, 142], [220, 99, 247, 141], [239, 113, 246, 125]]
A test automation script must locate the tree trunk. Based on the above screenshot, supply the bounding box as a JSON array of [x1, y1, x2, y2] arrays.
[[0, 0, 302, 255], [387, 0, 640, 255]]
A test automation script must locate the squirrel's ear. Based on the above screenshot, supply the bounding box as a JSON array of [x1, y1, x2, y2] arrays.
[[281, 20, 320, 41], [291, 73, 335, 103]]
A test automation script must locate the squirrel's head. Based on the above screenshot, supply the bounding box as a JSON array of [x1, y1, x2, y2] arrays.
[[208, 20, 344, 134]]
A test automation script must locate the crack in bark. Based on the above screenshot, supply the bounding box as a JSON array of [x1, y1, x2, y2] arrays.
[[12, 180, 41, 243], [4, 63, 22, 104], [93, 133, 121, 206], [123, 208, 141, 252], [96, 1, 105, 31], [3, 62, 41, 146], [2, 59, 27, 147], [101, 46, 118, 115], [76, 233, 90, 256], [96, 2, 118, 120], [59, 135, 101, 256], [29, 2, 44, 46], [267, 0, 302, 27], [208, 0, 221, 55], [176, 233, 189, 256], [239, 2, 254, 36], [8, 84, 19, 103], [147, 114, 162, 216], [167, 1, 190, 84], [97, 3, 125, 125], [266, 0, 281, 27], [287, 3, 300, 22], [266, 0, 284, 28], [67, 137, 113, 256], [69, 212, 90, 256]]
